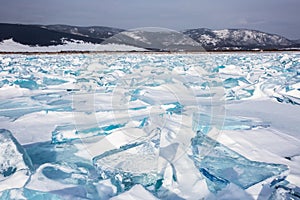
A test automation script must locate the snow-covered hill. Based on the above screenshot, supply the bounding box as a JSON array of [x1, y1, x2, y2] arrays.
[[183, 28, 296, 50], [43, 24, 124, 41], [0, 23, 105, 46], [0, 23, 299, 51], [292, 39, 300, 44], [102, 28, 205, 51]]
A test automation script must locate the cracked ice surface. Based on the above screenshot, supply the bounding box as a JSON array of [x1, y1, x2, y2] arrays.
[[0, 53, 300, 199]]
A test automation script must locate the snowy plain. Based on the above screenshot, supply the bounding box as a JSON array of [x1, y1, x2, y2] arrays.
[[0, 39, 146, 52], [0, 52, 299, 199]]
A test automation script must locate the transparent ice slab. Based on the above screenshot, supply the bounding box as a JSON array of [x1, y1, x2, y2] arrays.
[[51, 102, 162, 144], [42, 77, 68, 86], [14, 79, 39, 90], [92, 128, 162, 193], [0, 129, 33, 191], [0, 188, 63, 200], [192, 113, 270, 134], [0, 96, 72, 120], [24, 141, 100, 199], [51, 123, 125, 144], [191, 131, 289, 193]]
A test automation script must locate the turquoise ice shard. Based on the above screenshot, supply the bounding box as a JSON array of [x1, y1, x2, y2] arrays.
[[0, 100, 43, 120], [223, 78, 239, 89], [192, 113, 270, 134], [0, 79, 9, 88], [269, 185, 300, 200], [51, 123, 125, 144], [191, 131, 289, 193], [0, 129, 33, 192], [42, 77, 68, 86], [0, 188, 63, 200], [14, 79, 39, 90], [24, 142, 100, 199], [26, 162, 99, 199], [163, 102, 183, 115], [92, 128, 162, 192]]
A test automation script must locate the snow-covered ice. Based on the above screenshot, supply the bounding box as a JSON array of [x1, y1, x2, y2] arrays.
[[0, 52, 300, 199]]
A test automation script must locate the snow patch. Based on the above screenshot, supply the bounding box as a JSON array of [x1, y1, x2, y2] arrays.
[[0, 39, 146, 52]]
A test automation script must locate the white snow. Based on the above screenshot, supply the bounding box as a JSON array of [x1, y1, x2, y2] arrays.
[[212, 29, 230, 39], [110, 185, 158, 200], [0, 39, 146, 52], [123, 31, 151, 44]]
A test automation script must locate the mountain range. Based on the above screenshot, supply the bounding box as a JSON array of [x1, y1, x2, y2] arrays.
[[0, 23, 299, 51]]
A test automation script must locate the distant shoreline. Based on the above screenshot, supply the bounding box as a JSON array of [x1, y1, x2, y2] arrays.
[[0, 49, 299, 55]]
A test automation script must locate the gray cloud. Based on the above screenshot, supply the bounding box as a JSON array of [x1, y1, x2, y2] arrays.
[[0, 0, 299, 39]]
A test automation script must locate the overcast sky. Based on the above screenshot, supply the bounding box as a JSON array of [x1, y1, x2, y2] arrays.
[[0, 0, 299, 39]]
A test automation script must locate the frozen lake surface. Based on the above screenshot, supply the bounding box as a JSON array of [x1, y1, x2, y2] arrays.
[[0, 52, 299, 199]]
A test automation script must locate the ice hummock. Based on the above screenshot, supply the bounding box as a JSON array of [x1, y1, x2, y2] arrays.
[[191, 131, 289, 193], [109, 184, 158, 200], [0, 129, 33, 192], [192, 113, 270, 133], [0, 53, 300, 199], [0, 188, 63, 200], [23, 140, 102, 199], [269, 185, 300, 200], [93, 128, 162, 193], [51, 123, 125, 144]]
